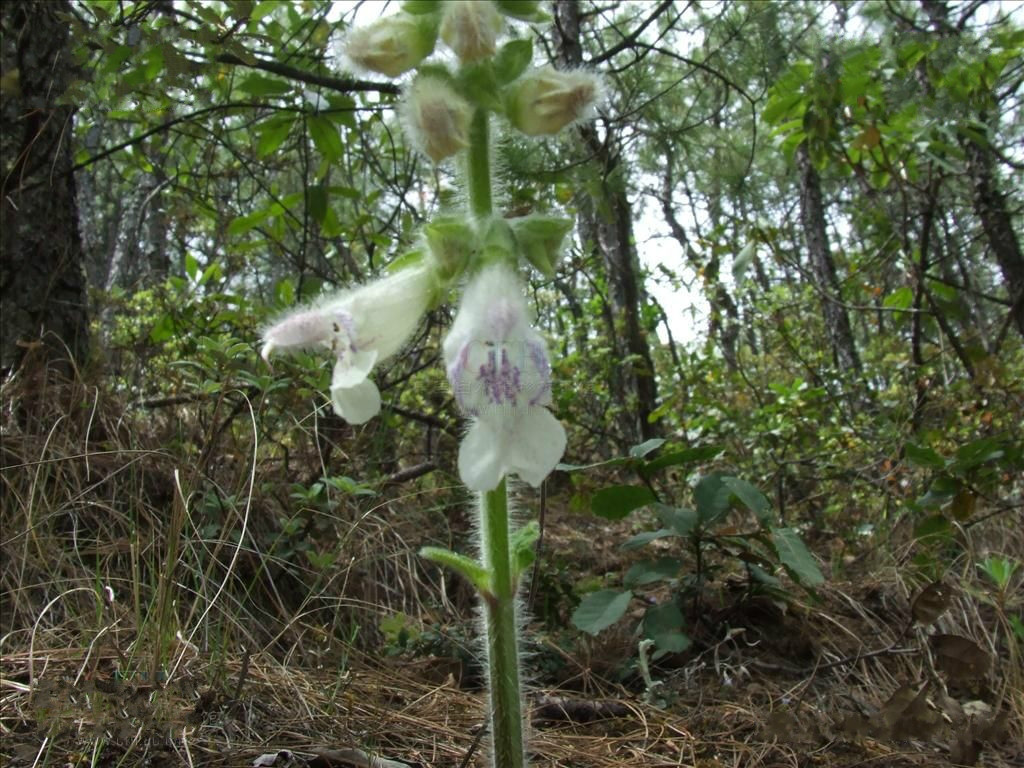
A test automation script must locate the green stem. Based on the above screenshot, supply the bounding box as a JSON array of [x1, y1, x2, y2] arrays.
[[467, 107, 492, 218], [480, 478, 525, 768]]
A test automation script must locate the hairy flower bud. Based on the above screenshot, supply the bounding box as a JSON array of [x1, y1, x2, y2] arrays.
[[440, 0, 503, 63], [506, 67, 600, 136], [401, 76, 472, 163], [345, 13, 438, 78]]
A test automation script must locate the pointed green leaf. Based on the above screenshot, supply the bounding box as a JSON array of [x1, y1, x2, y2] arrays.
[[643, 445, 723, 473], [883, 286, 914, 311], [624, 557, 681, 588], [722, 477, 772, 525], [571, 589, 632, 635], [771, 527, 824, 587], [238, 73, 291, 96], [905, 442, 945, 470], [257, 115, 296, 157], [493, 38, 533, 84], [306, 184, 327, 224], [630, 438, 666, 458], [510, 520, 540, 579], [656, 504, 698, 537], [694, 473, 732, 526], [307, 114, 343, 162], [621, 528, 679, 551]]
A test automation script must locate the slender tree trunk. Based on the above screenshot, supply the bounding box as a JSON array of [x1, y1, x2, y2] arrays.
[[916, 0, 1024, 340], [796, 143, 861, 375], [1, 0, 88, 377], [660, 145, 739, 370], [964, 139, 1024, 340], [554, 0, 660, 443]]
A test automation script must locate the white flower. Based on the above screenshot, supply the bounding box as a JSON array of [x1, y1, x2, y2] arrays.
[[443, 264, 566, 491], [262, 264, 433, 424]]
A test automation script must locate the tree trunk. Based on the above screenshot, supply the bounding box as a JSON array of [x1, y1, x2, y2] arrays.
[[796, 143, 861, 375], [1, 0, 88, 377], [964, 138, 1024, 341], [916, 0, 1024, 342], [660, 144, 739, 370], [554, 0, 660, 444]]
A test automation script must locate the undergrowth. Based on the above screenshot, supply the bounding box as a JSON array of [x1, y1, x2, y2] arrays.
[[1, 351, 1022, 767]]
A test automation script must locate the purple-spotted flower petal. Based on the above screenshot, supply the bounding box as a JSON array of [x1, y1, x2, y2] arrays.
[[443, 264, 566, 491], [262, 264, 432, 424]]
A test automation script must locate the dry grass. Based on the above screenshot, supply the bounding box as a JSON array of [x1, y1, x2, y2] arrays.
[[1, 370, 1022, 767]]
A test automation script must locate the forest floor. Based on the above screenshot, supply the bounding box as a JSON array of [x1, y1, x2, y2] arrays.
[[3, 501, 1022, 768], [1, 380, 1022, 767]]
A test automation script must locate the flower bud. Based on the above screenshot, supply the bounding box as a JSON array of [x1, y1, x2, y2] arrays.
[[401, 76, 472, 163], [440, 0, 503, 63], [345, 13, 438, 78], [509, 215, 572, 277], [506, 67, 600, 136], [424, 215, 475, 280]]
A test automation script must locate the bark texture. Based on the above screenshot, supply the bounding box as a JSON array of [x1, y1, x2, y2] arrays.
[[554, 0, 660, 444], [965, 138, 1024, 340], [796, 143, 861, 375], [1, 0, 88, 376]]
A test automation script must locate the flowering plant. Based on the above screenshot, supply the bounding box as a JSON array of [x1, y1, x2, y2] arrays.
[[261, 3, 600, 764]]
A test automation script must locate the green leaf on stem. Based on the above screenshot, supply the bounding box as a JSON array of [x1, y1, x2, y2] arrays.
[[493, 39, 533, 84], [722, 477, 773, 526], [591, 485, 656, 520], [571, 589, 632, 635], [307, 114, 344, 162], [420, 546, 493, 596], [510, 520, 540, 579], [770, 527, 824, 587]]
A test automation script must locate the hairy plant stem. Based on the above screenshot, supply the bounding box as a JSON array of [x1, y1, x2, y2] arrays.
[[481, 480, 525, 767], [468, 109, 525, 768], [467, 108, 493, 219]]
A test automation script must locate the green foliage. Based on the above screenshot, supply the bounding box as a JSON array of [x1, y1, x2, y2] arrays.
[[568, 440, 824, 657]]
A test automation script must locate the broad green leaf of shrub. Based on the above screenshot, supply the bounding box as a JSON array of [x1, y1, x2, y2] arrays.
[[572, 589, 632, 635], [307, 115, 344, 162], [952, 438, 1004, 472], [630, 438, 665, 458], [914, 513, 952, 542], [722, 477, 772, 525], [770, 527, 824, 587], [656, 504, 698, 537], [643, 602, 689, 657], [917, 474, 959, 508], [621, 528, 677, 551], [883, 286, 913, 311], [694, 473, 732, 526], [643, 445, 723, 474], [905, 442, 945, 470], [238, 73, 291, 96], [624, 557, 681, 588], [258, 115, 296, 157], [591, 485, 656, 520]]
